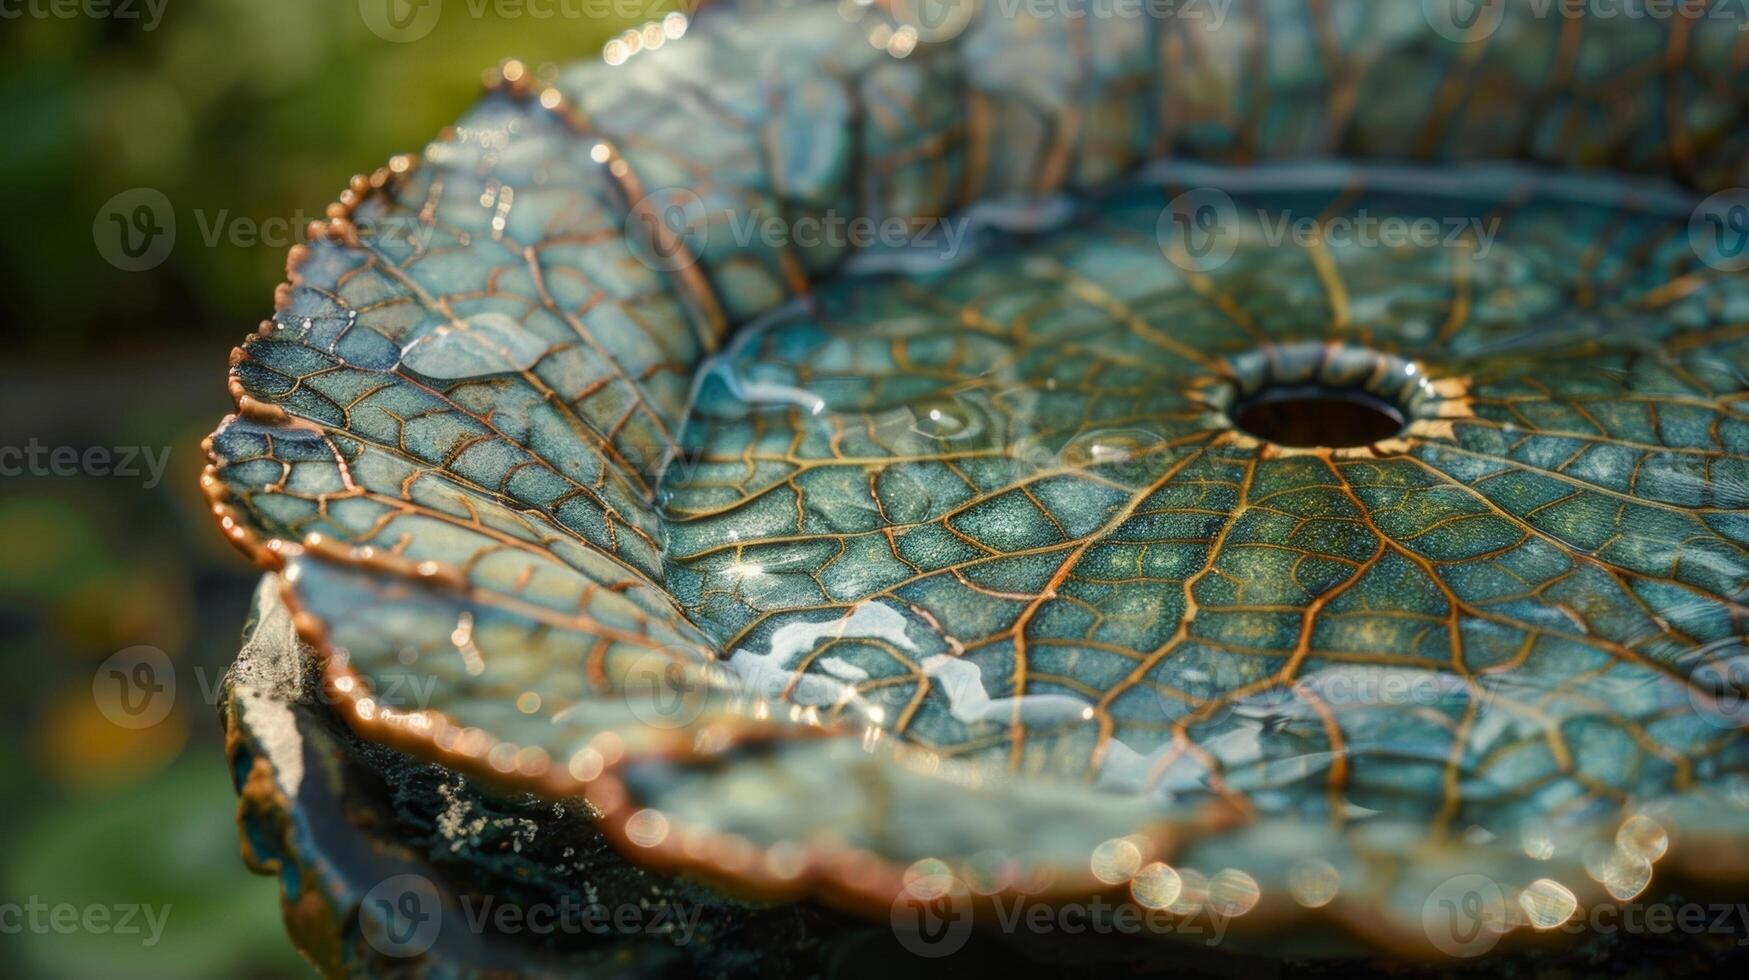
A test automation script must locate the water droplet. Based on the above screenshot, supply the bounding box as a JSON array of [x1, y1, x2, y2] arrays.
[[962, 850, 1015, 895], [401, 312, 550, 379], [908, 398, 983, 441], [625, 808, 670, 847], [1597, 847, 1653, 901], [1615, 814, 1668, 863], [1131, 862, 1182, 909], [1518, 878, 1577, 929], [1057, 427, 1169, 483], [1521, 820, 1556, 860], [902, 857, 959, 899], [1287, 859, 1340, 908], [1167, 867, 1207, 915], [1090, 837, 1142, 884], [1207, 868, 1260, 917]]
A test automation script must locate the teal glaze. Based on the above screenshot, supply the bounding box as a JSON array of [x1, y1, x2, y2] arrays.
[[207, 0, 1749, 955]]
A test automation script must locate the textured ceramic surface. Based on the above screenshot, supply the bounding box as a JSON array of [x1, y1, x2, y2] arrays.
[[205, 0, 1749, 963]]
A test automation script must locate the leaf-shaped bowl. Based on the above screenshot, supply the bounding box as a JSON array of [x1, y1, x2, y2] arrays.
[[205, 0, 1749, 970]]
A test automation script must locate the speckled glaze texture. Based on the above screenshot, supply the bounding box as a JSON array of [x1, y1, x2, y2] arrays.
[[205, 0, 1749, 961]]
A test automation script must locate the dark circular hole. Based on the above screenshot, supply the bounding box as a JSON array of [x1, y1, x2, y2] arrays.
[[1231, 385, 1407, 448]]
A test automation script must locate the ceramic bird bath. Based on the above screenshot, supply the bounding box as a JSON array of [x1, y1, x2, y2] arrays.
[[204, 0, 1749, 972]]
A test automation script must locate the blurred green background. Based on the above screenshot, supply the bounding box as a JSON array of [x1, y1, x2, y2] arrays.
[[0, 1, 667, 974]]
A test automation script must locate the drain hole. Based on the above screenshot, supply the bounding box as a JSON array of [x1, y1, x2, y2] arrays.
[[1231, 386, 1406, 448]]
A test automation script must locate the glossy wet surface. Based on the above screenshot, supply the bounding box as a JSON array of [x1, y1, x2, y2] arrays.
[[201, 0, 1749, 947], [660, 170, 1749, 834]]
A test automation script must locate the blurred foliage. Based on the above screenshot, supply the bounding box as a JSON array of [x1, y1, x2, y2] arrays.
[[3, 759, 298, 978], [0, 1, 662, 974], [0, 0, 656, 361]]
